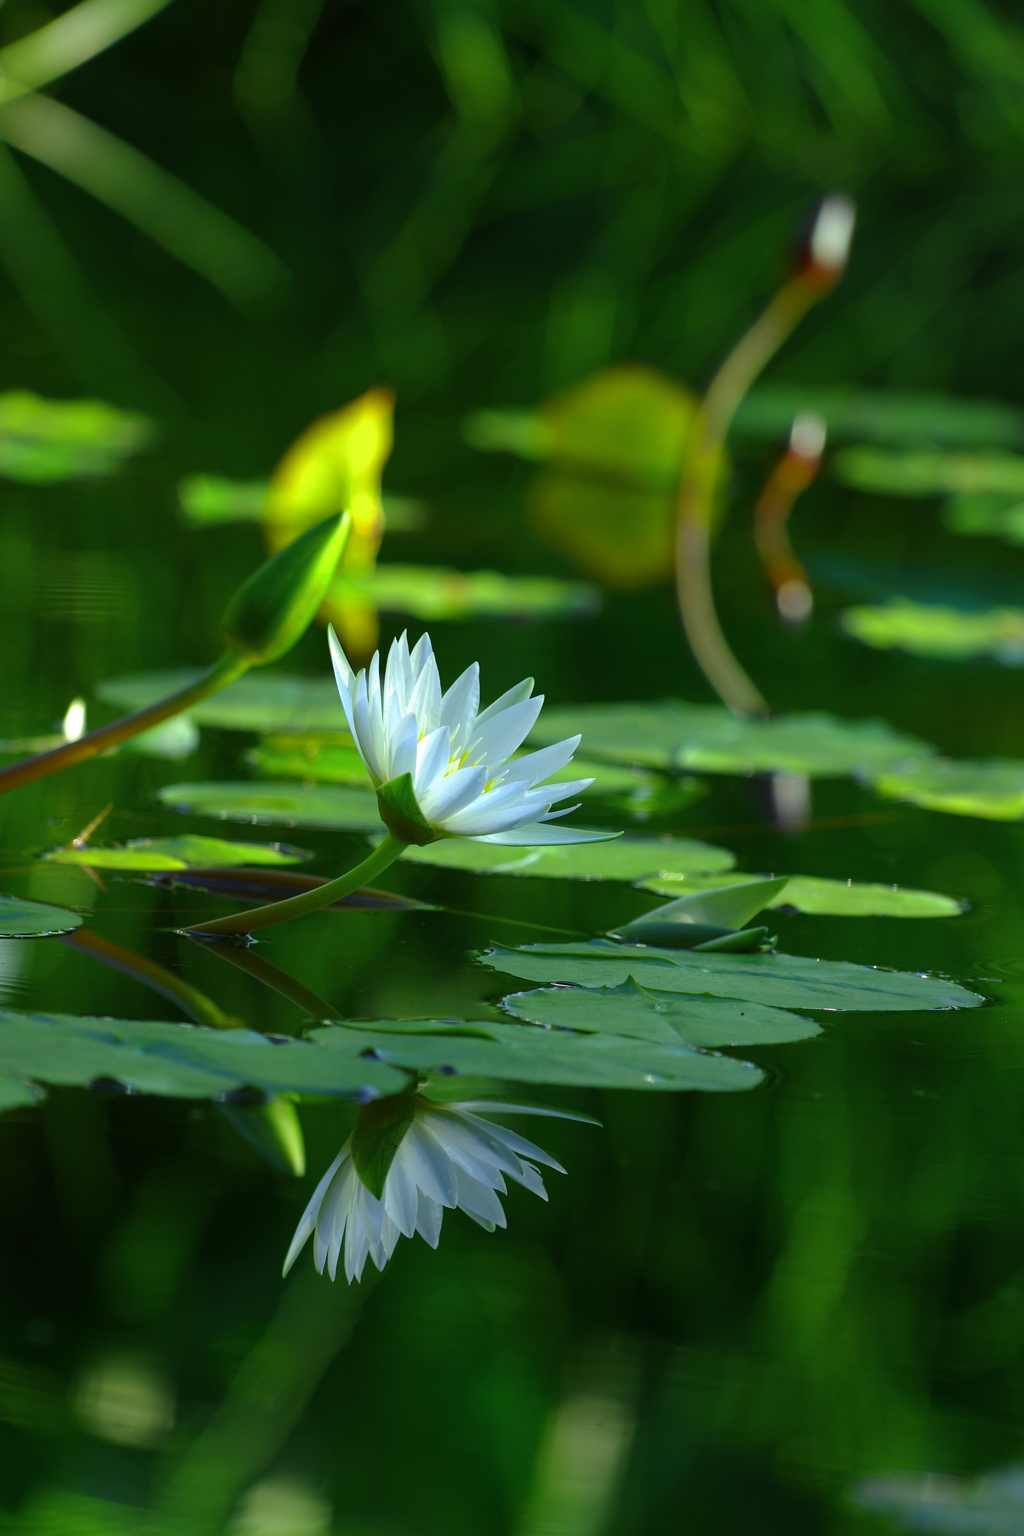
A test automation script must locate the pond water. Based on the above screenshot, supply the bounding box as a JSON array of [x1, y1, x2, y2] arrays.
[[0, 434, 1022, 1536]]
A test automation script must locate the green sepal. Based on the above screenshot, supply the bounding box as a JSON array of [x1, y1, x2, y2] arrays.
[[376, 773, 437, 845], [220, 512, 350, 664], [351, 1093, 417, 1198]]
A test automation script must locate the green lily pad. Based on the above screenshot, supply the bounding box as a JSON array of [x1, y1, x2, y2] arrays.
[[479, 941, 981, 1012], [871, 759, 1024, 820], [329, 564, 599, 620], [96, 670, 347, 733], [0, 894, 82, 936], [853, 1465, 1024, 1535], [44, 835, 312, 872], [942, 493, 1024, 545], [399, 834, 735, 880], [0, 1011, 406, 1110], [0, 391, 153, 482], [309, 1018, 762, 1093], [157, 781, 383, 831], [732, 385, 1024, 448], [833, 446, 1024, 498], [247, 733, 370, 784], [639, 872, 964, 918], [530, 701, 934, 777], [501, 979, 820, 1047], [841, 601, 1024, 665]]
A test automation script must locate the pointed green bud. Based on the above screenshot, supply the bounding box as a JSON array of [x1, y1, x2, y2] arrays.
[[352, 1093, 416, 1198], [217, 1096, 306, 1176], [376, 773, 437, 845], [221, 512, 350, 664]]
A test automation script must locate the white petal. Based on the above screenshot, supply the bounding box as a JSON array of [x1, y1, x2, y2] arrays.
[[508, 1160, 548, 1199], [413, 726, 451, 797], [402, 1120, 458, 1206], [473, 824, 621, 846], [452, 1101, 600, 1125], [498, 737, 581, 787], [457, 1111, 567, 1174], [383, 1152, 419, 1238], [454, 1165, 507, 1227], [474, 678, 534, 729], [415, 1193, 444, 1248], [439, 664, 480, 745], [466, 696, 544, 769], [424, 1112, 516, 1185], [384, 705, 419, 783], [283, 1148, 347, 1276], [407, 648, 442, 731], [327, 625, 355, 696], [417, 764, 488, 824]]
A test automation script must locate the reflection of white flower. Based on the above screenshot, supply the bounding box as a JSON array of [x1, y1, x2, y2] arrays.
[[329, 626, 610, 846], [284, 1099, 582, 1284]]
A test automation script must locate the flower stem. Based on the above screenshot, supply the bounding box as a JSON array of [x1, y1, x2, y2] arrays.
[[674, 277, 824, 717], [0, 650, 250, 797], [185, 833, 409, 937]]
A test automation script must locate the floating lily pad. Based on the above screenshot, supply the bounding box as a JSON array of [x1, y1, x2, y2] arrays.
[[833, 446, 1024, 498], [501, 979, 820, 1047], [853, 1465, 1024, 1535], [0, 894, 82, 936], [732, 385, 1024, 448], [530, 701, 934, 777], [942, 493, 1024, 545], [44, 835, 312, 872], [871, 759, 1024, 820], [0, 1011, 405, 1108], [399, 834, 735, 880], [247, 733, 370, 784], [309, 1019, 762, 1093], [329, 564, 599, 620], [179, 475, 425, 532], [0, 391, 153, 482], [639, 872, 964, 918], [97, 670, 347, 733], [479, 941, 981, 1012], [841, 601, 1024, 665], [157, 781, 382, 831]]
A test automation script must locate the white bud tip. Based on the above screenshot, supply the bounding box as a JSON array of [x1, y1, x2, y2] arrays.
[[789, 412, 827, 461], [809, 195, 856, 273], [62, 698, 87, 741]]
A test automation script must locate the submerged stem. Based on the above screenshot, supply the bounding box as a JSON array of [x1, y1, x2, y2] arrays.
[[674, 277, 824, 717], [0, 650, 250, 797], [185, 832, 409, 937]]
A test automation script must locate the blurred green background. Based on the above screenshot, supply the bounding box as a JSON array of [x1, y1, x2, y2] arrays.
[[5, 1, 1024, 1533]]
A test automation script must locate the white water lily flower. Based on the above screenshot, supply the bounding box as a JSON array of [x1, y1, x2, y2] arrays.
[[284, 1098, 587, 1284], [329, 625, 615, 846]]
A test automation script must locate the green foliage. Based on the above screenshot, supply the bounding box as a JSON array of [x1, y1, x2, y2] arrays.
[[43, 835, 311, 872], [872, 759, 1024, 820], [943, 494, 1024, 544], [0, 894, 82, 936], [841, 600, 1024, 664], [834, 447, 1024, 497], [733, 387, 1024, 448], [156, 781, 382, 830], [502, 978, 821, 1047], [350, 1094, 417, 1198], [376, 773, 436, 845], [0, 390, 152, 480], [97, 669, 347, 732], [247, 733, 369, 783], [329, 564, 598, 620], [616, 878, 789, 939], [480, 942, 981, 1012], [0, 1011, 407, 1106], [640, 873, 964, 918], [310, 1018, 763, 1093], [399, 833, 735, 880], [531, 702, 934, 777]]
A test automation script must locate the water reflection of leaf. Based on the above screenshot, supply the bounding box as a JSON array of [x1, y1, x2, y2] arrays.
[[44, 835, 311, 872], [399, 833, 734, 880], [841, 600, 1024, 665], [480, 941, 982, 1011], [531, 700, 934, 776]]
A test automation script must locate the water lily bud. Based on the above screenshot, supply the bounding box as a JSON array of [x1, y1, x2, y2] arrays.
[[221, 512, 350, 665], [799, 194, 856, 289]]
